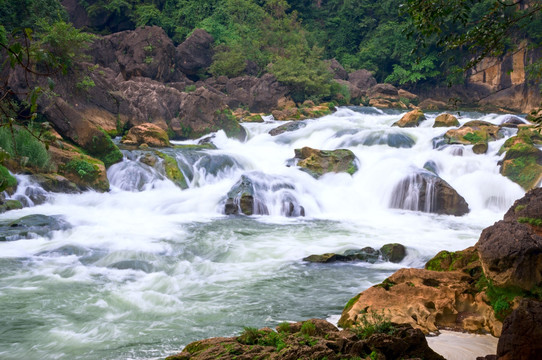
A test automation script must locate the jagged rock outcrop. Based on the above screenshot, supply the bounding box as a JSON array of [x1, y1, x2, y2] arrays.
[[224, 74, 289, 113], [389, 170, 470, 216], [166, 318, 444, 360], [294, 147, 358, 178], [175, 29, 214, 77]]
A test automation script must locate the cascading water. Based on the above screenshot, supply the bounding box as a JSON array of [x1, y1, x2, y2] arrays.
[[0, 107, 528, 359]]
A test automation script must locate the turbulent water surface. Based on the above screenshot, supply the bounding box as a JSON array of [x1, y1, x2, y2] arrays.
[[0, 107, 526, 359]]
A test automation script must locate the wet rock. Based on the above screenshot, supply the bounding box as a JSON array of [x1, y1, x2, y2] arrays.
[[392, 109, 426, 128], [224, 175, 268, 216], [343, 247, 381, 263], [294, 147, 358, 178], [268, 121, 307, 136], [31, 174, 81, 194], [476, 188, 542, 291], [166, 319, 443, 360], [303, 253, 351, 263], [423, 160, 439, 175], [433, 113, 459, 128], [121, 123, 170, 147], [499, 130, 542, 190], [0, 200, 23, 214], [353, 131, 416, 148], [348, 69, 377, 90], [175, 29, 214, 77], [497, 299, 542, 360], [0, 214, 71, 241], [390, 170, 469, 216], [108, 260, 154, 273], [444, 120, 502, 155], [155, 152, 188, 189], [380, 243, 407, 263], [500, 114, 528, 127]]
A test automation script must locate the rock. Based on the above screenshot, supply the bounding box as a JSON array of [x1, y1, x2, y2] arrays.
[[326, 58, 348, 80], [269, 121, 307, 136], [0, 164, 17, 192], [155, 152, 188, 189], [343, 247, 381, 263], [303, 253, 351, 263], [173, 87, 245, 140], [90, 26, 177, 82], [499, 140, 542, 190], [389, 170, 470, 216], [499, 114, 528, 127], [0, 214, 71, 241], [348, 69, 377, 90], [476, 188, 542, 291], [340, 131, 416, 149], [368, 83, 399, 99], [175, 29, 214, 77], [380, 243, 407, 263], [166, 319, 443, 360], [0, 200, 23, 214], [31, 174, 80, 194], [398, 89, 419, 101], [433, 113, 459, 128], [248, 74, 289, 113], [423, 160, 439, 175], [497, 299, 542, 360], [294, 147, 358, 178], [393, 109, 426, 127], [108, 260, 154, 273], [444, 120, 502, 155], [419, 98, 449, 110], [121, 123, 170, 147], [339, 265, 501, 336], [334, 79, 364, 101], [224, 175, 268, 216]]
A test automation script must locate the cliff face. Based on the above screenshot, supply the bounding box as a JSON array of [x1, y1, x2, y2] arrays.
[[467, 44, 541, 113]]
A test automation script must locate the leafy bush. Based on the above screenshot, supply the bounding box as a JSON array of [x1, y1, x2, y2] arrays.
[[0, 126, 50, 170], [352, 310, 395, 339]]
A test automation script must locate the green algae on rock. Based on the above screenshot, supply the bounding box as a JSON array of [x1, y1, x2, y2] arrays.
[[294, 147, 358, 178]]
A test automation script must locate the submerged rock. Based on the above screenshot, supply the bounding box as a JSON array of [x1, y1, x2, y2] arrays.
[[268, 121, 307, 136], [294, 147, 358, 178], [341, 131, 415, 148], [380, 243, 407, 263], [389, 170, 469, 216], [304, 244, 406, 264], [108, 260, 154, 273], [0, 214, 71, 241]]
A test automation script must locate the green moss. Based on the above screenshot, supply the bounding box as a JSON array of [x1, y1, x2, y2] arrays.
[[172, 143, 217, 150], [65, 159, 99, 182], [501, 142, 542, 190], [476, 275, 527, 321], [343, 294, 361, 313], [463, 132, 484, 144], [518, 217, 542, 227], [88, 130, 123, 168], [183, 341, 212, 354], [0, 165, 17, 192], [425, 249, 479, 272], [155, 152, 188, 189], [514, 204, 526, 213], [300, 321, 316, 336], [375, 278, 396, 291]]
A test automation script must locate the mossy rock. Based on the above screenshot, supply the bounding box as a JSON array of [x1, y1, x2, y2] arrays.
[[303, 253, 350, 263], [433, 113, 459, 128], [380, 243, 406, 263], [425, 247, 480, 274], [155, 152, 188, 189], [88, 129, 123, 168], [500, 142, 542, 190], [0, 164, 17, 192], [294, 147, 358, 178], [0, 199, 23, 213], [172, 143, 217, 150], [61, 156, 110, 192]]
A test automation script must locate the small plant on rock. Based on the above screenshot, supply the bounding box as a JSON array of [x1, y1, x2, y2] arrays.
[[352, 310, 395, 339]]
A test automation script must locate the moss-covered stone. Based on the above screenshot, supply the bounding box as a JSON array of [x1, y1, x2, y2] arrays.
[[294, 147, 358, 178], [392, 109, 426, 127], [500, 142, 542, 190], [380, 243, 406, 263], [0, 164, 17, 192], [88, 129, 123, 168], [155, 152, 188, 189], [425, 248, 480, 273], [0, 199, 23, 213], [62, 156, 110, 192], [172, 143, 217, 150]]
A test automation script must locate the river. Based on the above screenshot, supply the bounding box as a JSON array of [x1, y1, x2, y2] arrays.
[[0, 107, 525, 359]]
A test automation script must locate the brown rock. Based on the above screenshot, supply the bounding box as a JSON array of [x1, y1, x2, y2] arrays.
[[419, 98, 449, 110], [338, 267, 501, 336], [368, 83, 399, 99], [348, 69, 377, 90], [294, 147, 358, 178], [433, 113, 460, 128], [121, 123, 170, 147], [497, 299, 542, 360], [334, 79, 364, 101], [326, 59, 348, 80], [393, 109, 426, 127], [476, 190, 542, 291], [398, 89, 419, 101], [175, 29, 214, 76]]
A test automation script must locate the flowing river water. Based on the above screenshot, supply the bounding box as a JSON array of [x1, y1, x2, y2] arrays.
[[0, 107, 527, 359]]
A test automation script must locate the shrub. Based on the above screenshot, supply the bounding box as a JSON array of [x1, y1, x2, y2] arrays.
[[352, 310, 395, 339], [0, 126, 50, 170]]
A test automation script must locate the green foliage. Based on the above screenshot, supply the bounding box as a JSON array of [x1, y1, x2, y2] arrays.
[[518, 217, 542, 227], [463, 132, 484, 144], [184, 85, 196, 92], [209, 44, 246, 78], [0, 164, 17, 192], [65, 159, 99, 182], [385, 55, 440, 85], [237, 327, 286, 351], [352, 310, 395, 339], [0, 126, 50, 170], [76, 76, 96, 91], [476, 275, 526, 321], [300, 321, 316, 336]]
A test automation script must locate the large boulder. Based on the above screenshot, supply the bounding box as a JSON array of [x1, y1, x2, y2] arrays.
[[326, 58, 348, 80], [90, 26, 178, 82], [393, 109, 426, 127], [348, 69, 377, 90], [496, 299, 542, 360], [175, 29, 214, 76], [476, 188, 542, 291], [368, 83, 399, 99], [224, 74, 288, 113], [121, 123, 170, 147], [389, 170, 469, 216], [499, 130, 542, 190], [0, 214, 71, 241], [444, 120, 503, 155], [294, 147, 358, 178], [173, 87, 245, 140]]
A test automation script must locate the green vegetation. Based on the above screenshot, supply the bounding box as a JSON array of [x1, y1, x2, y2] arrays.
[[65, 158, 99, 182], [0, 164, 17, 192], [352, 310, 395, 339], [0, 126, 50, 170], [155, 152, 188, 189], [425, 249, 480, 273], [463, 132, 484, 144], [518, 217, 542, 227], [476, 275, 532, 321], [237, 327, 287, 351]]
